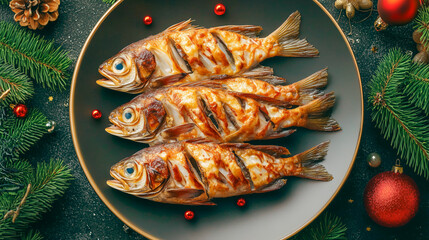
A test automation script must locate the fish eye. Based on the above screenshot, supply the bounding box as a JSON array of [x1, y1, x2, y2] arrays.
[[124, 162, 136, 177], [113, 58, 126, 74], [122, 107, 135, 123]]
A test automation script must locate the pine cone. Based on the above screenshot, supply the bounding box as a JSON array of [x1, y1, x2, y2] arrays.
[[9, 0, 60, 30]]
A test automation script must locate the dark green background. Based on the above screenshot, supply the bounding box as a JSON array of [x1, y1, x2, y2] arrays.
[[0, 0, 427, 239]]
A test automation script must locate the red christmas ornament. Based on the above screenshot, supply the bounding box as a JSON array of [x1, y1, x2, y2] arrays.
[[92, 109, 102, 119], [375, 0, 420, 31], [13, 104, 27, 118], [214, 3, 226, 16], [364, 161, 420, 227], [237, 198, 246, 207], [143, 16, 152, 25], [184, 210, 194, 220]]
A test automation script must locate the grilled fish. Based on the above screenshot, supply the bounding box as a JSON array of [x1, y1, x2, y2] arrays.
[[106, 140, 332, 205], [97, 11, 318, 93], [105, 77, 340, 145]]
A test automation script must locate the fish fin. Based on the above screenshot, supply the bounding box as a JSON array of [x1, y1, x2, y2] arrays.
[[211, 25, 263, 38], [254, 179, 287, 193], [229, 92, 291, 107], [150, 73, 189, 88], [166, 188, 205, 199], [178, 79, 225, 89], [221, 143, 290, 157], [164, 19, 199, 32], [190, 201, 217, 206], [183, 137, 216, 144], [301, 92, 341, 131], [267, 11, 319, 57], [161, 123, 196, 138], [238, 65, 287, 85], [264, 129, 296, 140], [293, 68, 328, 105], [294, 141, 333, 181]]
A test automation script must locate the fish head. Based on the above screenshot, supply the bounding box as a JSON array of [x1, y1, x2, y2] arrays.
[[107, 150, 169, 195], [106, 97, 166, 141], [97, 48, 156, 93]]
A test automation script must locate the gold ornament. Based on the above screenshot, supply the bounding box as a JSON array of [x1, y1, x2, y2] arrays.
[[335, 0, 373, 19], [9, 0, 60, 30], [412, 30, 429, 64]]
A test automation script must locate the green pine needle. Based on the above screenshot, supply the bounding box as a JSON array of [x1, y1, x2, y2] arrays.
[[291, 213, 347, 240], [21, 230, 43, 240], [404, 63, 429, 116], [1, 109, 49, 158], [414, 5, 429, 49], [0, 0, 9, 6], [369, 49, 429, 179], [0, 61, 34, 106], [103, 0, 118, 4], [0, 159, 72, 239], [0, 21, 72, 90]]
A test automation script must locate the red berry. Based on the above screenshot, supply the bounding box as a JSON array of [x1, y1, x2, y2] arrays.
[[237, 198, 246, 207], [214, 3, 226, 16], [184, 210, 194, 220], [13, 104, 28, 118], [143, 16, 153, 25], [92, 109, 102, 119]]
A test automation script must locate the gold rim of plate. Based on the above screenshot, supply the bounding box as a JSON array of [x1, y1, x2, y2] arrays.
[[69, 1, 363, 239]]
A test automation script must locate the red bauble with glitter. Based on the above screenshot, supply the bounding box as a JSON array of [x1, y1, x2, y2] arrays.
[[214, 3, 226, 16], [92, 109, 102, 119], [13, 104, 28, 118], [237, 198, 246, 207], [143, 16, 152, 25], [378, 0, 420, 25], [363, 163, 420, 227], [184, 210, 194, 220]]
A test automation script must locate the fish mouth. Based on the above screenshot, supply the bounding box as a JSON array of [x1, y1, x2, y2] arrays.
[[105, 125, 125, 136], [106, 179, 124, 190], [96, 78, 117, 88]]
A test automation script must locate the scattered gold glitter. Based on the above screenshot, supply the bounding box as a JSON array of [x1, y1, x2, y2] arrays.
[[348, 199, 354, 203], [366, 226, 371, 231], [371, 46, 378, 53], [48, 96, 53, 102]]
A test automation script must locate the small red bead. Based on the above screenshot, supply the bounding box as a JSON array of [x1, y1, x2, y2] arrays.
[[214, 3, 226, 16], [237, 198, 246, 207], [143, 16, 153, 25], [13, 104, 28, 118], [92, 109, 102, 119], [184, 210, 194, 220]]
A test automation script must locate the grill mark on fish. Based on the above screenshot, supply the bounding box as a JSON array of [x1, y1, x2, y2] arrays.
[[198, 95, 222, 134], [173, 42, 193, 73], [184, 150, 209, 196], [168, 38, 192, 73], [222, 103, 240, 130], [259, 106, 271, 122], [233, 151, 255, 190], [212, 33, 236, 72]]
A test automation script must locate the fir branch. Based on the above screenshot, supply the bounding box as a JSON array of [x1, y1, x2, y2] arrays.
[[0, 61, 34, 107], [369, 49, 429, 178], [0, 109, 49, 158], [103, 0, 118, 4], [404, 63, 429, 116], [0, 21, 72, 90], [21, 230, 43, 240], [0, 0, 9, 6], [414, 5, 429, 49], [0, 159, 72, 239], [291, 213, 347, 240]]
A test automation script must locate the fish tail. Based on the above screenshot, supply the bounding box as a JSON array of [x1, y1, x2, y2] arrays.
[[267, 11, 319, 57], [294, 141, 333, 181], [293, 68, 328, 105], [301, 92, 341, 131]]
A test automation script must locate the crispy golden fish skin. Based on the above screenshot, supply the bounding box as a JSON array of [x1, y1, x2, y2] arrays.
[[97, 11, 319, 93], [106, 140, 332, 205], [106, 79, 340, 145]]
